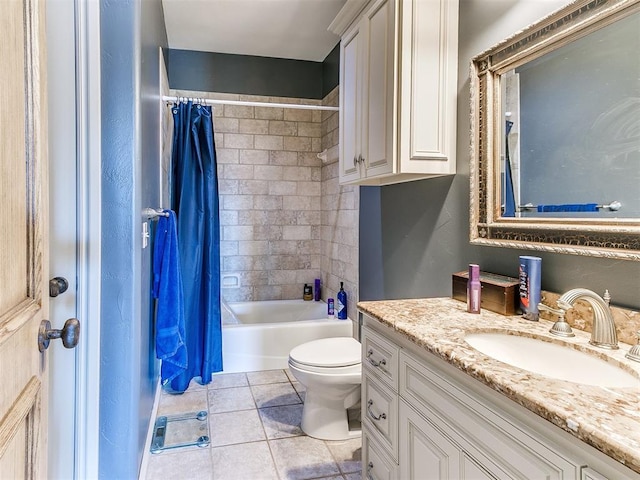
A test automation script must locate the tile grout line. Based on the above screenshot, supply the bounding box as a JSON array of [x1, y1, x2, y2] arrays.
[[208, 372, 252, 478], [261, 369, 287, 480]]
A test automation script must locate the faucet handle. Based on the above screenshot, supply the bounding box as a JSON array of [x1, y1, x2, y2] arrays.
[[625, 331, 640, 363], [539, 303, 575, 338], [538, 303, 565, 317], [603, 289, 611, 307]]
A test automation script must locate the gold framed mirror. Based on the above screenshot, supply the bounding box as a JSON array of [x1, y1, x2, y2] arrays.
[[470, 0, 640, 260]]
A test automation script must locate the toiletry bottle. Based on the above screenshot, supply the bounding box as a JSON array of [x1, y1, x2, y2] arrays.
[[337, 282, 347, 319], [467, 264, 481, 314], [314, 278, 321, 301], [328, 298, 335, 317], [303, 283, 313, 301], [519, 256, 542, 321]]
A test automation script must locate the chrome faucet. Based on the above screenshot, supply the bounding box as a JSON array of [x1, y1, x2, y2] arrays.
[[556, 288, 618, 350]]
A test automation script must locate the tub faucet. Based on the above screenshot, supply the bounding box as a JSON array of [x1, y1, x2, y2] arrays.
[[556, 288, 618, 350]]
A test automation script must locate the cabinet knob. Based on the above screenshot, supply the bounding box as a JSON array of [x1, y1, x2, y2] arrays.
[[366, 461, 375, 480]]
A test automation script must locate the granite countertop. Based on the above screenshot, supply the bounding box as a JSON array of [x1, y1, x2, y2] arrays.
[[357, 297, 640, 475]]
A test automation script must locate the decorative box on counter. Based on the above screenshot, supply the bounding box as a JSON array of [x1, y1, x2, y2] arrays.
[[452, 271, 520, 316]]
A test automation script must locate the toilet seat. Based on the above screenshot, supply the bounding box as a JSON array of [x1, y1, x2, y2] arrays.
[[289, 337, 361, 371]]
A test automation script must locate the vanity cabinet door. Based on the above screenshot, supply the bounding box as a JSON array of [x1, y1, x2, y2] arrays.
[[400, 350, 580, 479], [400, 400, 499, 480], [363, 432, 398, 480], [400, 400, 461, 479]]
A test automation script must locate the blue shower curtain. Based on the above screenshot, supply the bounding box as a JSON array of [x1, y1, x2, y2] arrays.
[[503, 120, 516, 217], [169, 100, 222, 392]]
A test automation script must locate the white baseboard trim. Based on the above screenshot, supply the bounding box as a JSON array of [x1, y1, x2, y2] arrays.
[[138, 379, 162, 480]]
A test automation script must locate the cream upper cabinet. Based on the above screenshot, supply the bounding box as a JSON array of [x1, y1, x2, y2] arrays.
[[339, 18, 364, 183], [331, 0, 459, 186], [338, 0, 395, 184]]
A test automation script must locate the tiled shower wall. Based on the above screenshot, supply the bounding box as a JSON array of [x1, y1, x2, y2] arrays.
[[320, 88, 359, 321], [169, 88, 359, 319]]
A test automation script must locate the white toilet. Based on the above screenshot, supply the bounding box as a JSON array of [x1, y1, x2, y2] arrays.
[[288, 336, 362, 441]]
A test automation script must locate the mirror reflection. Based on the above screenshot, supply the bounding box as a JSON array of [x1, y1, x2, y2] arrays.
[[499, 10, 640, 219], [470, 0, 640, 260]]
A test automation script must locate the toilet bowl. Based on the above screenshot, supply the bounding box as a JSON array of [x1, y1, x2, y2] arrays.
[[288, 336, 362, 441]]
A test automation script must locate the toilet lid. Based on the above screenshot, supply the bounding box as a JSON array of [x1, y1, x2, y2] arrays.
[[289, 337, 361, 368]]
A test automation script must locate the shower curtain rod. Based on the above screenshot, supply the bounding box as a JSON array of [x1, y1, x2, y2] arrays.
[[162, 95, 339, 112]]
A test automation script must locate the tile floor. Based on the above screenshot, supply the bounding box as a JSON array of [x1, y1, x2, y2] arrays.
[[144, 369, 362, 480]]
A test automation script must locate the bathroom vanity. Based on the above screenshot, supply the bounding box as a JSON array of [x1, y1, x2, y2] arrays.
[[358, 298, 640, 479]]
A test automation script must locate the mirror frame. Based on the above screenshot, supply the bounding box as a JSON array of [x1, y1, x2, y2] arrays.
[[470, 0, 640, 261]]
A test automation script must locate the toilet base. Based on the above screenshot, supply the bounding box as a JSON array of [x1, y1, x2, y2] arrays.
[[300, 387, 362, 441]]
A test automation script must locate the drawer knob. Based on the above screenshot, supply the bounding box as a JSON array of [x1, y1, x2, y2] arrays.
[[366, 349, 387, 368], [366, 461, 375, 480], [367, 399, 387, 421]]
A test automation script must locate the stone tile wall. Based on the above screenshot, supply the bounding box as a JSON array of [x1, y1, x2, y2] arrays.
[[169, 88, 359, 317], [320, 87, 360, 322]]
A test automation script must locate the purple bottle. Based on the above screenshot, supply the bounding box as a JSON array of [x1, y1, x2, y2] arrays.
[[467, 264, 481, 314], [314, 278, 321, 301]]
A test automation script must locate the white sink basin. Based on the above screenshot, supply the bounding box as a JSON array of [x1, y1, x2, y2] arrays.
[[465, 332, 639, 388]]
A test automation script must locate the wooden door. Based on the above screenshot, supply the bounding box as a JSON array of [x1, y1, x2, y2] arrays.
[[0, 0, 49, 477]]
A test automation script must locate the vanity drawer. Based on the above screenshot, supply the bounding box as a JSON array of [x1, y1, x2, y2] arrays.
[[362, 324, 399, 390], [363, 371, 398, 461], [363, 431, 398, 480]]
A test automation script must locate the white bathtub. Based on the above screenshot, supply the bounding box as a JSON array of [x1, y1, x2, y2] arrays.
[[221, 299, 354, 373]]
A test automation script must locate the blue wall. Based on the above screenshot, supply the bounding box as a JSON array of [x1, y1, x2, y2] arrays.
[[100, 0, 167, 477], [359, 0, 640, 310], [168, 43, 340, 99]]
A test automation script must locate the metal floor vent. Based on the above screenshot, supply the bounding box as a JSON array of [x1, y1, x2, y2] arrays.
[[150, 411, 210, 453]]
